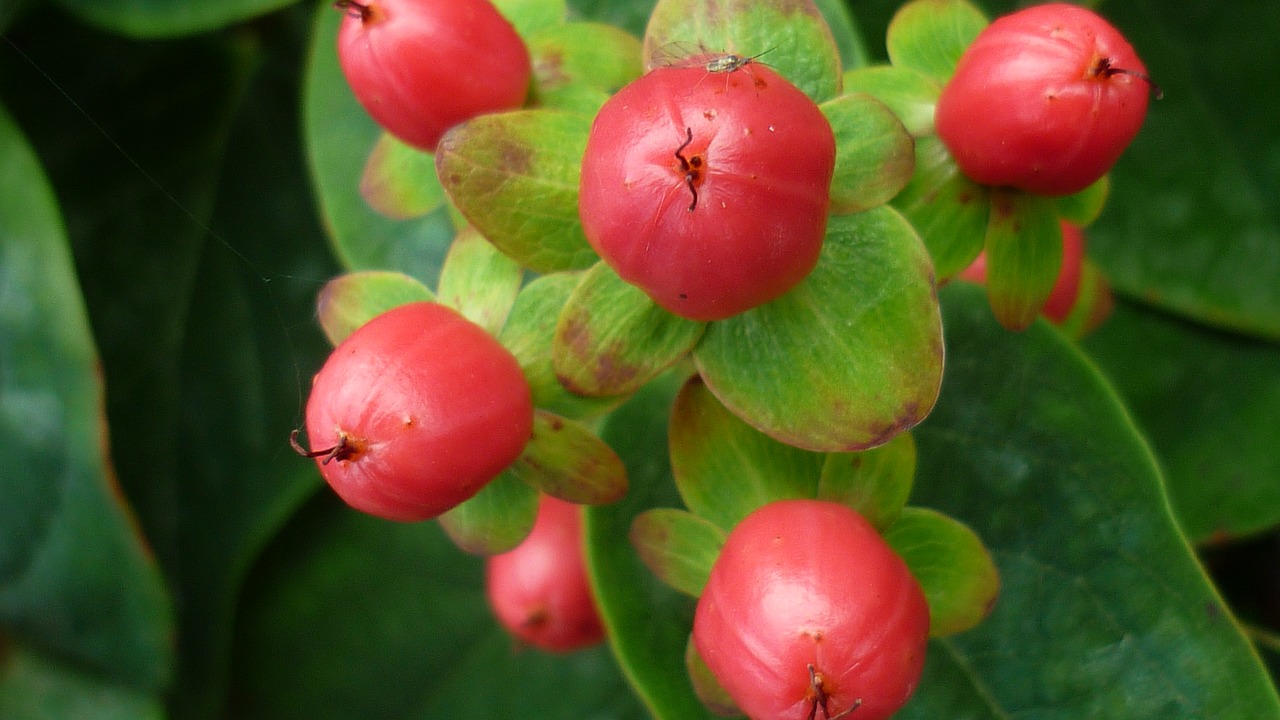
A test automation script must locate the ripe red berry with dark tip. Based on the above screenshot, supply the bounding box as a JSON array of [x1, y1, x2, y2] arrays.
[[300, 301, 533, 522], [693, 499, 929, 720], [485, 495, 606, 653], [935, 3, 1154, 196], [578, 64, 836, 321], [958, 219, 1085, 323], [335, 0, 531, 152]]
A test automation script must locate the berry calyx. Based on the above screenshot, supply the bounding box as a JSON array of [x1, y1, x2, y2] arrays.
[[335, 0, 531, 151], [485, 495, 605, 653], [579, 64, 836, 321], [299, 302, 533, 522], [693, 499, 929, 720], [935, 3, 1154, 196]]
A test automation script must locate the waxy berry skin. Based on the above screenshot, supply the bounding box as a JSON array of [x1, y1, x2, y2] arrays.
[[693, 499, 929, 720], [935, 3, 1151, 196], [336, 0, 531, 151], [303, 302, 533, 522], [579, 64, 836, 321], [486, 495, 605, 653]]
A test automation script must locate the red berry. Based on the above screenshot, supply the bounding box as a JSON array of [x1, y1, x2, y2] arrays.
[[579, 64, 836, 321], [958, 219, 1085, 323], [485, 495, 605, 652], [302, 302, 533, 522], [335, 0, 531, 152], [935, 3, 1153, 196], [693, 499, 929, 720]]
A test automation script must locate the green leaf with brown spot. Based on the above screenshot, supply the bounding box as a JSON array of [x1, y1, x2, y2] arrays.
[[818, 431, 916, 530], [822, 92, 915, 215], [436, 109, 597, 273], [693, 206, 943, 452], [669, 376, 824, 532], [529, 21, 644, 114], [630, 508, 726, 597], [841, 65, 941, 137], [511, 410, 628, 505], [437, 469, 540, 555], [494, 0, 567, 38], [885, 506, 1000, 638], [436, 226, 523, 336], [359, 132, 446, 221], [985, 190, 1063, 331], [893, 135, 989, 281], [554, 261, 706, 397], [885, 0, 987, 84], [642, 0, 842, 103], [315, 271, 435, 347]]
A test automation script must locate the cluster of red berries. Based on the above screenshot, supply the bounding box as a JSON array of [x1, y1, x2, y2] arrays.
[[297, 0, 1152, 716]]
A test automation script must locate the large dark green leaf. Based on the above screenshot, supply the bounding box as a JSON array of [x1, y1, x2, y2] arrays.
[[302, 4, 454, 285], [1083, 300, 1280, 543], [52, 0, 297, 38], [0, 644, 164, 719], [0, 101, 172, 691], [231, 494, 648, 719], [1087, 1, 1280, 339], [904, 283, 1280, 718]]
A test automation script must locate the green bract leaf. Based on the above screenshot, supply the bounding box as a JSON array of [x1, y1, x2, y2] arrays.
[[436, 226, 523, 335], [315, 271, 435, 347], [494, 0, 567, 38], [907, 283, 1280, 718], [669, 377, 824, 532], [818, 431, 916, 530], [841, 65, 941, 137], [630, 508, 727, 597], [822, 92, 915, 215], [893, 135, 989, 280], [1084, 300, 1280, 543], [51, 0, 293, 37], [498, 273, 625, 419], [554, 261, 706, 397], [642, 0, 842, 103], [304, 6, 454, 283], [694, 206, 943, 452], [512, 410, 628, 505], [436, 109, 597, 273], [884, 507, 999, 638], [529, 21, 644, 114], [437, 469, 540, 555], [1055, 175, 1110, 228], [984, 190, 1063, 331], [358, 132, 446, 220], [0, 103, 173, 690], [885, 0, 987, 84]]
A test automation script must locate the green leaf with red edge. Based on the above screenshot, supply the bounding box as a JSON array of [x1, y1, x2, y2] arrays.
[[511, 410, 628, 505], [629, 508, 727, 597], [642, 0, 843, 103], [493, 0, 567, 37], [892, 135, 989, 281], [358, 132, 446, 221], [528, 21, 644, 115], [693, 206, 943, 452], [818, 431, 916, 530], [315, 271, 435, 347], [1056, 175, 1111, 228], [841, 65, 941, 137], [304, 5, 455, 284], [437, 469, 540, 555], [553, 261, 706, 397], [435, 109, 598, 273], [669, 376, 824, 532], [821, 92, 916, 215], [984, 190, 1063, 331], [0, 102, 173, 691], [498, 272, 626, 420], [885, 0, 987, 84], [1083, 299, 1280, 544], [884, 507, 1000, 638], [436, 226, 523, 335]]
